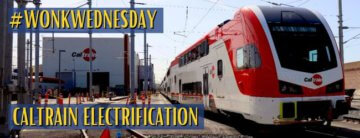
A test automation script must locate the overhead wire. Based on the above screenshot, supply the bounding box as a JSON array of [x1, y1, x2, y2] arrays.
[[298, 0, 310, 6], [180, 1, 191, 55], [183, 6, 189, 33], [345, 33, 360, 46], [144, 3, 232, 12], [201, 0, 238, 9], [260, 0, 294, 7], [120, 0, 128, 7], [286, 0, 305, 5], [186, 0, 220, 38]]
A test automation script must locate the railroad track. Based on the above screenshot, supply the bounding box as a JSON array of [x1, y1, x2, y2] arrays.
[[159, 92, 360, 137], [116, 92, 248, 137], [126, 129, 148, 138], [80, 129, 89, 138], [343, 116, 360, 124], [81, 92, 360, 138]]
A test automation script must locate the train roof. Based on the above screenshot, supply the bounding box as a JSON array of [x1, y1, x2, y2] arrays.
[[168, 5, 320, 69], [258, 6, 321, 24]]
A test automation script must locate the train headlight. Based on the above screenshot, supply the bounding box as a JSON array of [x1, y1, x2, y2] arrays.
[[326, 80, 343, 93], [279, 81, 303, 94]]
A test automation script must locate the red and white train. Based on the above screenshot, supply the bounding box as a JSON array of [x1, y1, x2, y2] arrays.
[[160, 6, 349, 125]]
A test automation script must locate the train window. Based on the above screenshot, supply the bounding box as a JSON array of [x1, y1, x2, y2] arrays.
[[179, 39, 209, 68], [269, 24, 337, 73], [183, 56, 186, 65], [179, 79, 182, 93], [183, 56, 185, 65], [191, 50, 195, 60], [188, 52, 193, 62], [309, 49, 318, 62], [217, 60, 223, 78], [166, 69, 170, 76], [205, 41, 209, 55], [179, 57, 182, 67], [199, 40, 209, 57], [197, 46, 202, 59], [186, 53, 191, 64], [174, 76, 177, 84], [200, 44, 205, 57], [193, 49, 199, 60], [246, 45, 262, 68], [181, 56, 185, 66], [182, 82, 202, 94], [236, 48, 245, 68], [237, 45, 261, 69]]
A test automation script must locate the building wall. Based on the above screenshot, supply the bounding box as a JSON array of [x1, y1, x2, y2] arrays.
[[138, 64, 155, 90], [42, 37, 125, 89], [344, 61, 360, 90]]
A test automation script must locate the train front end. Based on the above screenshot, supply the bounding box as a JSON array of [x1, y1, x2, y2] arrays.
[[242, 6, 348, 125]]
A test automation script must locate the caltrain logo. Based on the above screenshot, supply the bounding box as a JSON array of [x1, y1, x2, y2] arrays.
[[71, 48, 96, 62], [210, 65, 216, 78], [83, 48, 96, 62], [304, 74, 323, 86]]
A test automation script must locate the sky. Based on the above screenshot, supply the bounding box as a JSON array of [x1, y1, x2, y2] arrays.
[[12, 0, 360, 83]]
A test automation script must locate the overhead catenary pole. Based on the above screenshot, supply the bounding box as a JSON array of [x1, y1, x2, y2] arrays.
[[144, 30, 148, 93], [130, 0, 136, 101], [34, 0, 41, 100], [0, 0, 13, 135], [88, 0, 94, 99], [338, 0, 344, 64], [73, 58, 76, 89], [149, 54, 152, 90], [26, 39, 30, 89], [52, 32, 55, 53], [29, 29, 33, 92], [16, 0, 28, 104], [58, 50, 66, 95]]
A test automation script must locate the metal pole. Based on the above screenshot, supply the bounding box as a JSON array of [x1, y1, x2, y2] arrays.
[[26, 39, 30, 89], [149, 55, 152, 90], [0, 0, 13, 135], [130, 0, 136, 101], [34, 0, 41, 98], [338, 0, 344, 64], [0, 0, 6, 112], [73, 58, 76, 89], [58, 50, 66, 95], [16, 0, 27, 104], [29, 30, 33, 92], [144, 30, 148, 93], [88, 0, 94, 99], [52, 32, 55, 53], [58, 51, 62, 94]]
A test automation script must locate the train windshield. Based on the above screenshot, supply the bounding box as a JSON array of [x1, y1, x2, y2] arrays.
[[269, 24, 338, 73]]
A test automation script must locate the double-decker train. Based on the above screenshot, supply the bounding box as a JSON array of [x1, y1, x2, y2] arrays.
[[160, 6, 349, 125]]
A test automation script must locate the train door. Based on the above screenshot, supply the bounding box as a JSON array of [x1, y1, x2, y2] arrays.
[[203, 72, 209, 108], [213, 40, 230, 109], [179, 79, 182, 93]]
